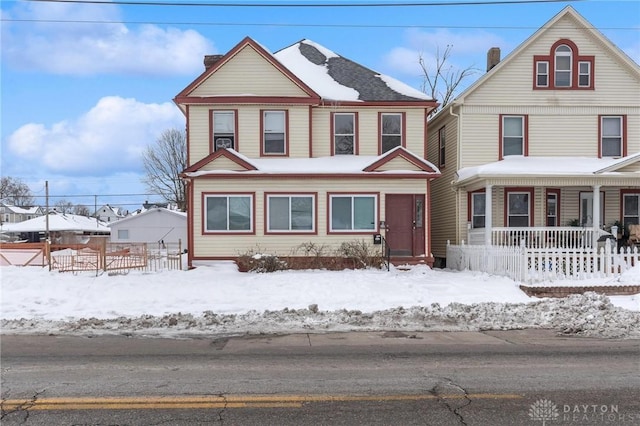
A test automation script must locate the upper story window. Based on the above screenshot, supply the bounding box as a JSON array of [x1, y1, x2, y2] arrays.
[[438, 126, 446, 168], [333, 113, 356, 155], [262, 110, 287, 156], [534, 39, 594, 90], [212, 110, 236, 151], [600, 115, 626, 157], [380, 113, 403, 153], [554, 44, 572, 87], [500, 115, 528, 159]]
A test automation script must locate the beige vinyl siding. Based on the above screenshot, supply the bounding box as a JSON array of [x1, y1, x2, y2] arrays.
[[190, 46, 309, 98], [465, 15, 640, 107], [191, 177, 428, 257], [427, 114, 459, 258], [458, 111, 499, 167], [187, 106, 211, 165], [374, 157, 423, 172], [618, 163, 640, 173], [310, 107, 426, 158], [201, 156, 249, 171]]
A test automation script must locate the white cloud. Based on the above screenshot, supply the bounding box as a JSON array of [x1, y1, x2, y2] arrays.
[[2, 0, 215, 76], [7, 96, 185, 176]]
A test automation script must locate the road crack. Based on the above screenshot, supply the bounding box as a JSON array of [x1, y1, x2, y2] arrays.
[[429, 378, 471, 425], [0, 389, 46, 423]]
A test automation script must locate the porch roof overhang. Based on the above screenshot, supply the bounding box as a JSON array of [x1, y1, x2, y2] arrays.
[[453, 155, 640, 191]]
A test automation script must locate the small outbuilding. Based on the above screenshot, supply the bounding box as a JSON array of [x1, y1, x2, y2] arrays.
[[108, 207, 187, 248]]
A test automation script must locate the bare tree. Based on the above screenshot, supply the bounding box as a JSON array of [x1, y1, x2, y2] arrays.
[[74, 205, 91, 216], [54, 199, 74, 214], [0, 176, 35, 206], [142, 129, 187, 211], [419, 45, 479, 115]]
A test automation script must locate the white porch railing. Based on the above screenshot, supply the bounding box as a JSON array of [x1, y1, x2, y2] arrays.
[[446, 241, 639, 283], [468, 227, 611, 249]]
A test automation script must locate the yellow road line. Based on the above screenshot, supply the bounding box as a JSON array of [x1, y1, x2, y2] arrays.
[[1, 393, 523, 411]]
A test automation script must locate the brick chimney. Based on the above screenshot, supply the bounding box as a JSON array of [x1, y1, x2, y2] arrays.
[[486, 47, 501, 72], [204, 54, 224, 70]]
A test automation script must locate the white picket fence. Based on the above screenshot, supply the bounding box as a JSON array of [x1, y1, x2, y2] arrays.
[[446, 241, 639, 283]]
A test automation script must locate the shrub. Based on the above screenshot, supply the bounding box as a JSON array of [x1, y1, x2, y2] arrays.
[[237, 247, 287, 273]]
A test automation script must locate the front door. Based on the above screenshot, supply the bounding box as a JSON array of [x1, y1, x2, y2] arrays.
[[385, 194, 425, 257]]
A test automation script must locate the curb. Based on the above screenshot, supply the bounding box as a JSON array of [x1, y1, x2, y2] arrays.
[[520, 285, 640, 298]]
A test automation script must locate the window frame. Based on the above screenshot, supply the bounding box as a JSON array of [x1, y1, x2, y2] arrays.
[[599, 115, 627, 158], [202, 193, 254, 234], [533, 39, 594, 90], [261, 110, 288, 156], [117, 229, 130, 240], [265, 193, 316, 234], [554, 44, 572, 88], [546, 189, 561, 227], [331, 112, 357, 155], [438, 126, 446, 168], [210, 110, 237, 152], [379, 112, 405, 154], [328, 193, 378, 234], [468, 190, 486, 229], [504, 188, 534, 228], [535, 60, 549, 87], [621, 189, 640, 231], [499, 114, 528, 159]]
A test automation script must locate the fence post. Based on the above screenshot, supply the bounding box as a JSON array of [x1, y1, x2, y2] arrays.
[[178, 239, 183, 271]]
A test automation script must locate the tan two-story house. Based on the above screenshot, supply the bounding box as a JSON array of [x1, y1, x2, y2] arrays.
[[427, 6, 640, 266], [175, 37, 441, 269]]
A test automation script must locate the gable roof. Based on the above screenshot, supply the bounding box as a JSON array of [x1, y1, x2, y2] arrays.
[[107, 207, 186, 227], [429, 6, 640, 121], [175, 36, 437, 107], [274, 39, 435, 103], [181, 147, 440, 178], [0, 212, 110, 234]]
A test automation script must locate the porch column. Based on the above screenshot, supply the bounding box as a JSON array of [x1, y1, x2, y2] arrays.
[[485, 184, 493, 245], [592, 184, 601, 248]]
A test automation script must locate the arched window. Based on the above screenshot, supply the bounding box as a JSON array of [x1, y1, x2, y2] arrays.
[[554, 44, 572, 87]]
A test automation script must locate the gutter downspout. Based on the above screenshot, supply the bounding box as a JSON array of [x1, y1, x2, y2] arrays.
[[449, 105, 461, 244]]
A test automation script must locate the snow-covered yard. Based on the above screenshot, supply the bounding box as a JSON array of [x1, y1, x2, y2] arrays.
[[1, 262, 638, 339]]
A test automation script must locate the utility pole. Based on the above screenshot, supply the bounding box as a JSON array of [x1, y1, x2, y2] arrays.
[[45, 180, 50, 241]]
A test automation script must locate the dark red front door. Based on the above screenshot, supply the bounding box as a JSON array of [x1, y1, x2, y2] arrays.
[[385, 194, 425, 257]]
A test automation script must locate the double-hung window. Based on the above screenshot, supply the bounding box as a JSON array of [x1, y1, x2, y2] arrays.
[[536, 61, 549, 87], [212, 111, 235, 151], [554, 44, 572, 87], [380, 113, 402, 153], [507, 191, 531, 227], [600, 116, 624, 157], [267, 195, 314, 232], [333, 113, 355, 155], [205, 194, 253, 232], [330, 195, 376, 232], [578, 61, 591, 87], [501, 115, 526, 157], [471, 192, 486, 228], [263, 110, 286, 155]]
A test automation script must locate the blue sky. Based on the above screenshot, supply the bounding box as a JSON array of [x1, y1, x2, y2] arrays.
[[1, 0, 639, 211]]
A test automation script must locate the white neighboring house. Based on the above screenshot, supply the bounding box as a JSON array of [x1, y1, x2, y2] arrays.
[[95, 204, 126, 223], [108, 208, 187, 247], [0, 202, 44, 225]]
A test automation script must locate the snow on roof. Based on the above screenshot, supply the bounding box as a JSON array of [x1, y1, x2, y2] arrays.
[[0, 212, 110, 233], [1, 204, 41, 215], [456, 155, 638, 183], [185, 147, 439, 176], [274, 39, 433, 102], [107, 207, 186, 227]]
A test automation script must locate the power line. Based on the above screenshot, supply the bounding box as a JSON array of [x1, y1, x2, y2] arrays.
[[6, 17, 634, 31], [24, 0, 586, 8]]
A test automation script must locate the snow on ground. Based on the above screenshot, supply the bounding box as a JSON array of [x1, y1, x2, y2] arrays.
[[1, 263, 638, 339]]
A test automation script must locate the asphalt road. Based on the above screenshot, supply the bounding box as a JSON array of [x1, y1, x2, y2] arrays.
[[2, 329, 639, 425]]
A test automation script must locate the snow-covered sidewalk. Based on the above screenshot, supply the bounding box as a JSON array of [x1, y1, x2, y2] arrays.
[[1, 263, 638, 339]]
